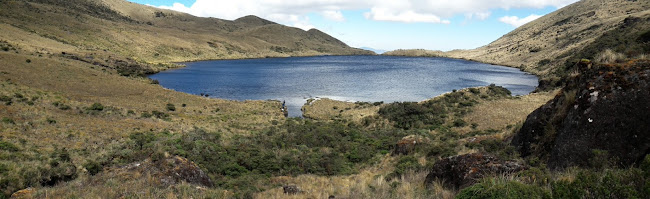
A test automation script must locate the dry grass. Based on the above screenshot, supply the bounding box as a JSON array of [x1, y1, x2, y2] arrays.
[[595, 49, 627, 64], [35, 168, 231, 199], [302, 98, 381, 122], [461, 90, 557, 132], [0, 0, 370, 65], [254, 155, 455, 199], [442, 0, 650, 76], [383, 49, 445, 57]]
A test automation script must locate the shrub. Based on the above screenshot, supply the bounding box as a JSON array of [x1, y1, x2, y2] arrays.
[[25, 59, 31, 63], [0, 95, 11, 105], [83, 160, 103, 175], [140, 112, 153, 118], [87, 103, 104, 111], [538, 59, 552, 67], [457, 178, 551, 199], [2, 117, 14, 124], [0, 141, 19, 152], [551, 169, 648, 199], [129, 132, 157, 150], [166, 103, 176, 111], [453, 119, 467, 127], [152, 110, 170, 120]]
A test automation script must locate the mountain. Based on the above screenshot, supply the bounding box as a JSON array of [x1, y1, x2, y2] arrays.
[[385, 0, 650, 90], [360, 47, 387, 54], [446, 0, 650, 88], [0, 0, 372, 71]]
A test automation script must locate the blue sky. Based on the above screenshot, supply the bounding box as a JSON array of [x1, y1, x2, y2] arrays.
[[128, 0, 577, 51]]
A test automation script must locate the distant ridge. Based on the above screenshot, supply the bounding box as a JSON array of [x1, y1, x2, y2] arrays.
[[360, 47, 386, 54], [0, 0, 373, 69]]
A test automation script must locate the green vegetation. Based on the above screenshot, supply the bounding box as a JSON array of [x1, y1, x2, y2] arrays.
[[83, 120, 411, 197], [457, 178, 551, 199], [379, 85, 511, 130], [87, 103, 104, 111], [166, 103, 176, 111]]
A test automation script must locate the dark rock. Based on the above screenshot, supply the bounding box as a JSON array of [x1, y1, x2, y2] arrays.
[[393, 135, 430, 155], [425, 153, 527, 189], [512, 60, 650, 169], [154, 156, 214, 187], [282, 185, 301, 195], [123, 155, 213, 187]]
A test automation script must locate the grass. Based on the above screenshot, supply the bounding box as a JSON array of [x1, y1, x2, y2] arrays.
[[595, 49, 627, 64], [462, 90, 556, 132], [1, 0, 645, 197], [302, 98, 381, 122]]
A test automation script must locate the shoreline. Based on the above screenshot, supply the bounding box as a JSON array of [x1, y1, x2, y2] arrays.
[[149, 55, 541, 116]]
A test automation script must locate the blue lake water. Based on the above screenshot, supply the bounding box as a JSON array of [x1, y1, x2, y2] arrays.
[[149, 56, 538, 117]]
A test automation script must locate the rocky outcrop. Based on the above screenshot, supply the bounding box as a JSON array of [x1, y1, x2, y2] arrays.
[[512, 60, 650, 169], [123, 155, 214, 187], [393, 135, 430, 155], [425, 153, 527, 189], [154, 156, 214, 187], [282, 185, 301, 195]]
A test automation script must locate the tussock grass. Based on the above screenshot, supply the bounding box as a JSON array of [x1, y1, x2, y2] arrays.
[[302, 98, 381, 122], [595, 49, 627, 64], [462, 90, 557, 132]]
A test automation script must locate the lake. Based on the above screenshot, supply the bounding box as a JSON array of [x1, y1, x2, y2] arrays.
[[149, 56, 538, 117]]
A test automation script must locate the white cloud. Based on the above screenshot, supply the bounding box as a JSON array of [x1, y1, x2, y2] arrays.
[[499, 14, 542, 27], [365, 8, 450, 24], [322, 10, 345, 22], [154, 0, 579, 28]]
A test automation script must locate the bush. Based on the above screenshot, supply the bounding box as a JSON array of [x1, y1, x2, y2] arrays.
[[0, 95, 11, 105], [453, 119, 467, 127], [457, 178, 551, 199], [0, 141, 19, 152], [140, 112, 153, 118], [386, 155, 422, 180], [166, 103, 176, 111], [1, 117, 14, 124], [551, 169, 648, 199], [83, 160, 103, 175], [87, 103, 104, 111], [152, 110, 170, 120]]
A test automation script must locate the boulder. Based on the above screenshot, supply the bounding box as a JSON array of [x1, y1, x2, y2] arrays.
[[123, 155, 213, 188], [393, 135, 430, 155], [425, 153, 527, 189], [282, 185, 301, 195], [153, 156, 214, 187], [512, 60, 650, 169]]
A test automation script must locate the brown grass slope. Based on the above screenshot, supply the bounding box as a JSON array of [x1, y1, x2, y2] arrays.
[[445, 0, 650, 74], [0, 0, 372, 66], [385, 0, 650, 88]]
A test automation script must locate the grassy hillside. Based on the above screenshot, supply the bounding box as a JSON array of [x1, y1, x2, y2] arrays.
[[386, 0, 650, 90], [2, 0, 647, 198], [0, 0, 372, 70]]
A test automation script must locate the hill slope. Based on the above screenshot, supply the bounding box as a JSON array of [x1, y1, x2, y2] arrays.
[[447, 0, 650, 86], [0, 0, 372, 70], [386, 0, 650, 89]]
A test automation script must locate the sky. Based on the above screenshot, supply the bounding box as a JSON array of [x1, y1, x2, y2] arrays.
[[127, 0, 579, 52]]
